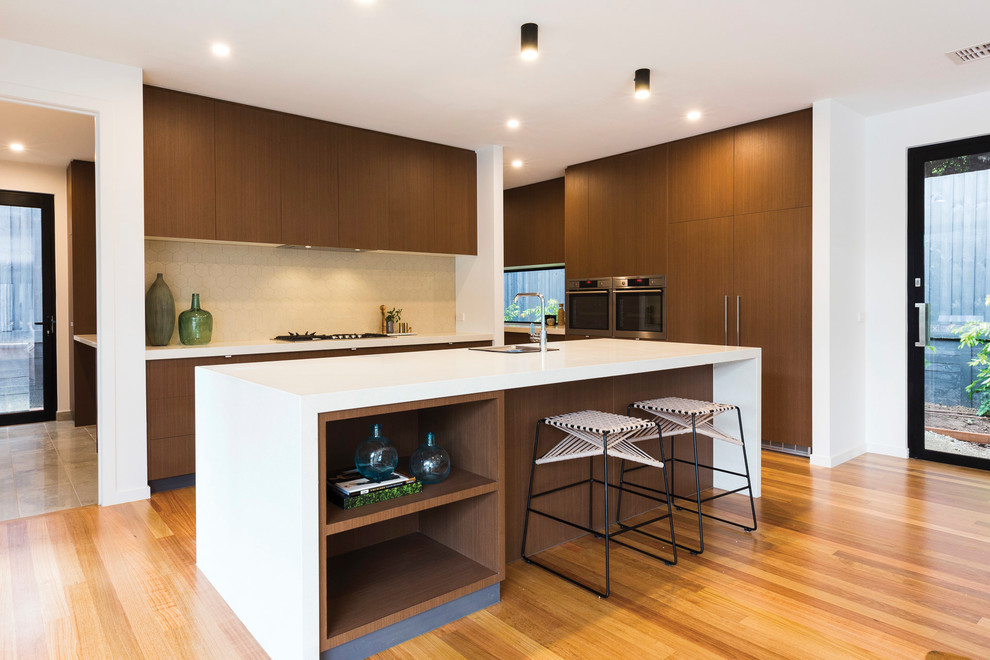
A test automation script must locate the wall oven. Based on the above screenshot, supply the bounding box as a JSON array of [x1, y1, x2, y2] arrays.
[[565, 277, 613, 337], [612, 275, 666, 340]]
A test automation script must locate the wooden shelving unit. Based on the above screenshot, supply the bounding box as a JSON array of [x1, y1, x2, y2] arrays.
[[318, 392, 505, 652], [325, 464, 496, 534]]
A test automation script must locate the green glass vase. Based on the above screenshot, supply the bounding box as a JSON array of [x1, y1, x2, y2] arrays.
[[145, 273, 175, 346], [178, 293, 213, 345]]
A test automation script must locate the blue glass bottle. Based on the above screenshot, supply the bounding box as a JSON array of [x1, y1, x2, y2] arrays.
[[354, 423, 398, 482], [409, 432, 451, 484]]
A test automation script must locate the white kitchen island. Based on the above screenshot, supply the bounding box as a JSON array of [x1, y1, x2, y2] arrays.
[[195, 339, 761, 660]]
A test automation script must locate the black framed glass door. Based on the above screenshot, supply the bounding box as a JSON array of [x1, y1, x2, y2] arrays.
[[0, 189, 56, 425], [908, 136, 990, 469]]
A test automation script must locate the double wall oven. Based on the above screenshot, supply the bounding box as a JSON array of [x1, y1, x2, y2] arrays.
[[566, 275, 666, 340]]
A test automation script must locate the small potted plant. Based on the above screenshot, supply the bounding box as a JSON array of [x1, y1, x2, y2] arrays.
[[385, 307, 402, 334]]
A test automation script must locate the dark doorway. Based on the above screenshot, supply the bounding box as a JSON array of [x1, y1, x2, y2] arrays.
[[0, 189, 56, 425]]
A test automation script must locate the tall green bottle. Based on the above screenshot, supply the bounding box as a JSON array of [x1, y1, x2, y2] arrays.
[[145, 273, 175, 346]]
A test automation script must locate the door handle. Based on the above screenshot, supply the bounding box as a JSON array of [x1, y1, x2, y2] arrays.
[[915, 302, 929, 347], [736, 296, 741, 346], [723, 295, 728, 346]]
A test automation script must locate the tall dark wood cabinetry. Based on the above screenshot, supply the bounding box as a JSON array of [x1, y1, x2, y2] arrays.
[[338, 127, 390, 250], [68, 160, 97, 427], [434, 145, 478, 256], [503, 178, 564, 268], [143, 86, 477, 255], [563, 148, 667, 277], [143, 86, 216, 240], [280, 115, 339, 248], [215, 102, 282, 244], [559, 108, 813, 447]]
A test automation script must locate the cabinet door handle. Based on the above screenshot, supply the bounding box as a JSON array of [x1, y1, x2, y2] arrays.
[[915, 302, 929, 348], [724, 295, 728, 345], [736, 296, 741, 346]]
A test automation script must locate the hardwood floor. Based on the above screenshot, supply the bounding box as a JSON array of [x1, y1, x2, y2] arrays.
[[380, 452, 990, 659], [0, 452, 988, 658]]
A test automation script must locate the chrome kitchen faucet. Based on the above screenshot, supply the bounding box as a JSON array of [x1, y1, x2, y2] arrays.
[[513, 292, 548, 353]]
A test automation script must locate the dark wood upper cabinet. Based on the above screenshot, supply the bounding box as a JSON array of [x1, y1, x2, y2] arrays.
[[564, 164, 594, 278], [338, 127, 390, 251], [280, 114, 339, 248], [143, 86, 216, 239], [666, 216, 734, 345], [733, 109, 813, 215], [611, 147, 667, 275], [434, 145, 477, 256], [503, 178, 564, 268], [388, 137, 435, 253], [215, 101, 281, 244], [733, 207, 812, 446], [667, 129, 734, 223]]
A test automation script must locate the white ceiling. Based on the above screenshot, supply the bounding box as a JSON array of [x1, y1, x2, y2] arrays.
[[0, 101, 94, 168], [2, 1, 990, 187]]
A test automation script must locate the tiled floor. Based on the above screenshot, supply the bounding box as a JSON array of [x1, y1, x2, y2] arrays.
[[0, 420, 97, 521]]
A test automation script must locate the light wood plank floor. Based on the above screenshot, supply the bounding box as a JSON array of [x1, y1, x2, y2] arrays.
[[0, 452, 988, 658]]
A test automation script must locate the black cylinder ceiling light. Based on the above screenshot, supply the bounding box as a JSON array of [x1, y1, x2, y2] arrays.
[[634, 68, 651, 99], [521, 23, 538, 60]]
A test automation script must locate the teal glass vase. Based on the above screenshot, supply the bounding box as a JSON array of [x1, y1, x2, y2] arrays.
[[409, 432, 451, 484], [145, 273, 175, 346], [178, 293, 213, 345], [355, 424, 399, 482]]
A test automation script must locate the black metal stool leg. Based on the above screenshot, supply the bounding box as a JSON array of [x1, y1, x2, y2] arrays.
[[690, 414, 705, 554], [588, 456, 598, 537], [521, 419, 545, 561], [737, 407, 757, 532], [652, 422, 677, 566], [601, 431, 610, 598]]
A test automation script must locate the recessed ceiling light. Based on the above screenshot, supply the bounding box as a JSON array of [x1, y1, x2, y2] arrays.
[[212, 43, 231, 57], [507, 119, 520, 129], [634, 68, 650, 100], [687, 110, 702, 121], [511, 159, 523, 168], [520, 23, 538, 60], [9, 143, 24, 152]]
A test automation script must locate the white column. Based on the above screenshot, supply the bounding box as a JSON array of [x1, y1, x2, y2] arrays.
[[456, 145, 504, 344], [0, 38, 149, 505], [713, 355, 762, 497], [810, 99, 868, 468]]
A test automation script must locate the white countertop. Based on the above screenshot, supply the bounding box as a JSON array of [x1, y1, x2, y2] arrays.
[[73, 334, 97, 348], [145, 332, 492, 360], [200, 338, 760, 412], [504, 323, 566, 336]]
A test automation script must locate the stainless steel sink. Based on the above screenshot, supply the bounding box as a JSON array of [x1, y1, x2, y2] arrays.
[[470, 345, 559, 354]]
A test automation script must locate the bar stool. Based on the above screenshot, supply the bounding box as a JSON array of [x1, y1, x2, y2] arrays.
[[520, 410, 677, 598], [623, 397, 756, 555]]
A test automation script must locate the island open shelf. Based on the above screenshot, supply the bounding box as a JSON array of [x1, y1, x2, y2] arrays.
[[318, 391, 505, 651], [325, 462, 497, 534]]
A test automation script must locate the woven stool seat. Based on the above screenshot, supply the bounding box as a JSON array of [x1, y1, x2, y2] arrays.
[[632, 397, 742, 446], [545, 410, 656, 434], [539, 410, 662, 469]]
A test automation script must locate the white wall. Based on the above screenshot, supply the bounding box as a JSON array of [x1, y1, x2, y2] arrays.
[[0, 38, 148, 505], [861, 89, 990, 457], [456, 145, 504, 343], [811, 100, 868, 467], [0, 160, 72, 415]]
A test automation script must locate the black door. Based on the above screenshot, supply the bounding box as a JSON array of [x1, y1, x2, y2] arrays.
[[0, 189, 56, 425], [908, 136, 990, 469]]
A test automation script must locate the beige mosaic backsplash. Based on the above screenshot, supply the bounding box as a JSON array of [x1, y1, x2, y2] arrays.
[[145, 240, 456, 344]]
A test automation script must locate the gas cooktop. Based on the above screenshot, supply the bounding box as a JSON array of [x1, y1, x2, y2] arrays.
[[273, 331, 392, 342]]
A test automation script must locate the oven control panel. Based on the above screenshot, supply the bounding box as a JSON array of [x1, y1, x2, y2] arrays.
[[614, 275, 666, 289]]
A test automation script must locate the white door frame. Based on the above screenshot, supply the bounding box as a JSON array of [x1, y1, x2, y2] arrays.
[[0, 38, 150, 505]]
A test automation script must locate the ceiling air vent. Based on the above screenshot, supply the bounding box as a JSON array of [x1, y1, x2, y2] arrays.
[[947, 42, 990, 64]]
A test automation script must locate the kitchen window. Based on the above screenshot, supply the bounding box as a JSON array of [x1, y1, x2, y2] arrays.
[[504, 265, 564, 322]]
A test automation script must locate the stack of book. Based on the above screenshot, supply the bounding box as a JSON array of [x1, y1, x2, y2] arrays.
[[328, 468, 422, 510]]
